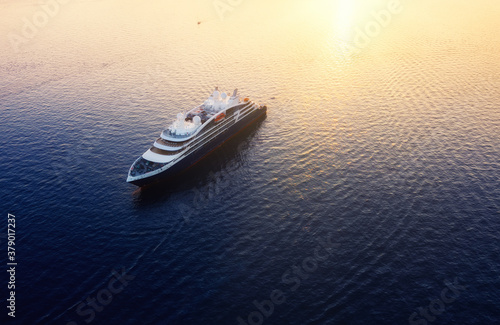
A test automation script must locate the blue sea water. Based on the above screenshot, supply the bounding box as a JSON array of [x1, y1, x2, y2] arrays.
[[0, 0, 499, 324]]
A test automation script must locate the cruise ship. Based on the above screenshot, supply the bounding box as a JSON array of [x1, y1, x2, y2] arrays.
[[126, 87, 267, 186]]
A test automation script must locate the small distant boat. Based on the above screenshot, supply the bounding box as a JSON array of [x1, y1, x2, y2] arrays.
[[127, 87, 267, 186]]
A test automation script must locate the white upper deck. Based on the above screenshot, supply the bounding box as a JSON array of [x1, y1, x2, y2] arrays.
[[161, 87, 241, 141]]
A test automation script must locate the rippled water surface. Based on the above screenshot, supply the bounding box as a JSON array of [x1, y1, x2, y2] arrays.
[[1, 0, 499, 324]]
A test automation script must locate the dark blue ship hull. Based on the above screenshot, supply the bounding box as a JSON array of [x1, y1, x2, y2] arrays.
[[129, 106, 267, 187]]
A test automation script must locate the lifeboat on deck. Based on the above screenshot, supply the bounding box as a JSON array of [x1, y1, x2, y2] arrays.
[[214, 112, 225, 122]]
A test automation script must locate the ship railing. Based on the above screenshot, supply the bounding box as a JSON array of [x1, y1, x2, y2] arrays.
[[156, 138, 185, 147], [162, 129, 195, 139]]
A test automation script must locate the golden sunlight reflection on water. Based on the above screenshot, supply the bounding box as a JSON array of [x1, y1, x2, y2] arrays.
[[0, 0, 499, 120]]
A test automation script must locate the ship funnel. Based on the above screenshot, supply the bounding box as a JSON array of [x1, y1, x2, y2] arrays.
[[232, 89, 238, 97]]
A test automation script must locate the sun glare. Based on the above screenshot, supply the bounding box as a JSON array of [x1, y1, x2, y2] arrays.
[[333, 0, 357, 42]]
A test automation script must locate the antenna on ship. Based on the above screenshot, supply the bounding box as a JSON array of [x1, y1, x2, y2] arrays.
[[232, 89, 238, 97]]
